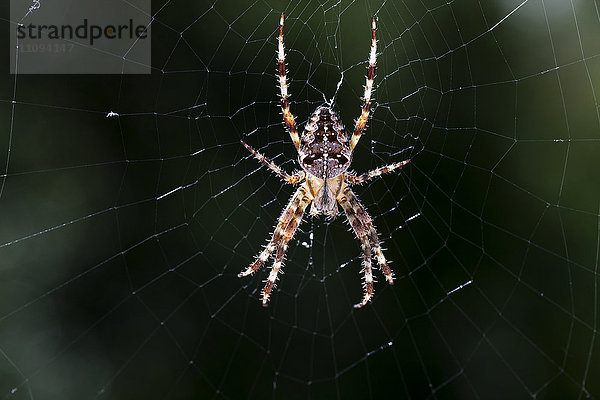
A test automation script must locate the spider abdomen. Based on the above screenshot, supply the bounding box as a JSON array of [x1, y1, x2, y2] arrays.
[[299, 106, 351, 179]]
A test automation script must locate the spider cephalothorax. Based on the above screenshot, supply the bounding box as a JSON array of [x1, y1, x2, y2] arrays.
[[239, 14, 410, 308]]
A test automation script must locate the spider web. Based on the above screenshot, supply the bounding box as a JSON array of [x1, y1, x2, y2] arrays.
[[1, 0, 600, 398]]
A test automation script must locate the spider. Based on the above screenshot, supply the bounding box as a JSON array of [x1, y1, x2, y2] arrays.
[[239, 14, 410, 308]]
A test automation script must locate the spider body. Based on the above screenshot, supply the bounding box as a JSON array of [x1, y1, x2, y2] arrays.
[[239, 14, 410, 308], [300, 106, 350, 216]]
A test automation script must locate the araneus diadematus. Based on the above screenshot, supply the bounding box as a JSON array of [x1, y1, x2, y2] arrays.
[[239, 14, 410, 308]]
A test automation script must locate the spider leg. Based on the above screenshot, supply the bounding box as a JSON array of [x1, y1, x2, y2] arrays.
[[278, 13, 301, 151], [241, 140, 305, 184], [346, 187, 394, 283], [338, 186, 394, 308], [338, 188, 374, 307], [355, 239, 375, 308], [350, 17, 377, 152], [262, 190, 312, 306], [346, 187, 395, 283], [346, 159, 409, 185], [238, 186, 307, 277]]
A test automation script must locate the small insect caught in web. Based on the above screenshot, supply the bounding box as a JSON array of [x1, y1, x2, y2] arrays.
[[239, 14, 410, 308]]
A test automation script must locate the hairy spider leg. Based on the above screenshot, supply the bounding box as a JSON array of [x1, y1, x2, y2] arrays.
[[338, 188, 374, 307], [350, 17, 378, 152], [238, 185, 307, 277], [345, 159, 410, 185], [278, 13, 301, 151], [368, 226, 394, 285], [262, 190, 312, 305], [241, 140, 305, 184], [338, 186, 394, 307], [356, 238, 374, 309], [344, 186, 394, 283]]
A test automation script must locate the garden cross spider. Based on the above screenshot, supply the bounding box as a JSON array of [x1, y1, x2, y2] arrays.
[[239, 14, 410, 308]]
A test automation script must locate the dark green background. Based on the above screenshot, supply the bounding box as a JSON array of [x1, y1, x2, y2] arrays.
[[1, 0, 599, 399]]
